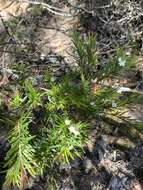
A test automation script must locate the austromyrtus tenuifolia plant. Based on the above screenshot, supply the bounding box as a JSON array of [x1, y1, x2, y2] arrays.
[[1, 32, 143, 189]]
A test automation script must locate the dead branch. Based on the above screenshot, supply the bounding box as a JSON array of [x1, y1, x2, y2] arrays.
[[19, 0, 72, 16]]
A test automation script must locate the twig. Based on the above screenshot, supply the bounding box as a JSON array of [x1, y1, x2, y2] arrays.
[[0, 1, 14, 12], [101, 135, 135, 149], [19, 0, 72, 16], [0, 14, 16, 43], [0, 15, 11, 38], [0, 49, 9, 87], [66, 0, 117, 15]]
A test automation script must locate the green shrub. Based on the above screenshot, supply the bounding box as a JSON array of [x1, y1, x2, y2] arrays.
[[1, 32, 142, 189]]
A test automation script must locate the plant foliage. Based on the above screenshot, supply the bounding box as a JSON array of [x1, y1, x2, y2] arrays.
[[0, 32, 143, 189], [4, 113, 36, 188]]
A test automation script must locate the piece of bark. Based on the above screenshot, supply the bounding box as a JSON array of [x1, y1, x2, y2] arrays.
[[101, 135, 136, 149], [94, 139, 142, 190]]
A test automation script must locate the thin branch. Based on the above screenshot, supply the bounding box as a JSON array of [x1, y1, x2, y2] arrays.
[[0, 1, 14, 12], [66, 0, 117, 15], [19, 0, 72, 16]]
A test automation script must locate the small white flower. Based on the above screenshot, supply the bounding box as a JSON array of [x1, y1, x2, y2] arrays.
[[69, 125, 80, 136], [90, 102, 95, 106], [65, 119, 71, 126], [117, 87, 131, 94], [73, 62, 79, 67], [40, 53, 46, 60], [51, 77, 55, 82], [126, 51, 131, 56], [118, 57, 126, 67], [112, 101, 117, 108], [91, 78, 98, 83]]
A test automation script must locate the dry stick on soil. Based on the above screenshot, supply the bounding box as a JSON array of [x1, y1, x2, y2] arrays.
[[0, 51, 9, 87], [101, 135, 135, 149], [66, 0, 115, 13], [0, 0, 14, 12], [19, 0, 72, 16], [0, 15, 12, 39], [66, 0, 118, 16], [0, 14, 14, 86]]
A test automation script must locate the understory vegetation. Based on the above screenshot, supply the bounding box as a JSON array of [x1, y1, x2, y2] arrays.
[[0, 1, 143, 190], [0, 32, 142, 189]]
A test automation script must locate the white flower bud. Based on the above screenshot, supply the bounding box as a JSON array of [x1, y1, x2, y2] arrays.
[[65, 119, 71, 126], [69, 125, 80, 136], [118, 57, 126, 67]]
